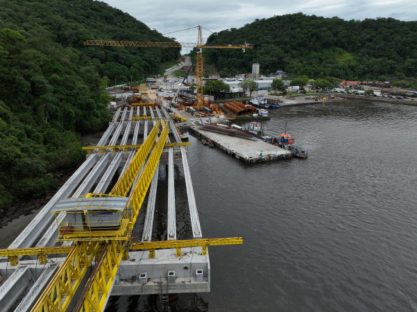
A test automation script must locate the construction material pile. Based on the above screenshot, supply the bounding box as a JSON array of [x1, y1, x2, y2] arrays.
[[200, 124, 255, 140], [224, 102, 256, 115]]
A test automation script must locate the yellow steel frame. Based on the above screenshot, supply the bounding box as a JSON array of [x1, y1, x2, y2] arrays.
[[83, 39, 252, 50], [79, 241, 125, 312], [110, 121, 160, 197], [84, 40, 182, 48], [30, 123, 169, 311], [126, 122, 168, 231], [195, 52, 204, 109], [132, 237, 243, 258], [77, 122, 169, 310], [84, 38, 252, 112], [57, 219, 130, 242], [131, 115, 153, 121], [130, 102, 157, 107], [31, 242, 101, 312], [82, 142, 190, 153], [0, 237, 242, 265], [7, 102, 242, 311]]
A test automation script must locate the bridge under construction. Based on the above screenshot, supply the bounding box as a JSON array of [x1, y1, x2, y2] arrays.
[[0, 101, 241, 311]]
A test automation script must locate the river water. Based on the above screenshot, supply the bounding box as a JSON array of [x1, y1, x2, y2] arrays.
[[2, 101, 417, 311], [191, 101, 417, 312]]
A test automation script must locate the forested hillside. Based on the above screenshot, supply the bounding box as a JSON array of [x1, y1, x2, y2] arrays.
[[0, 0, 179, 210], [205, 13, 417, 82]]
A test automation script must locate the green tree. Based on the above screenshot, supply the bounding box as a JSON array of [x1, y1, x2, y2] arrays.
[[313, 78, 334, 90], [204, 13, 417, 82], [271, 79, 285, 92], [0, 0, 180, 210], [240, 79, 257, 96], [290, 76, 309, 87], [205, 80, 230, 95]]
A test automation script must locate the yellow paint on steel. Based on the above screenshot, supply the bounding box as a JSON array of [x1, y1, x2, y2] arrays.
[[84, 40, 182, 48], [78, 122, 169, 311], [84, 38, 252, 112], [58, 219, 130, 242], [131, 115, 152, 121], [0, 237, 243, 265], [0, 246, 72, 258], [82, 142, 191, 153], [126, 121, 168, 231], [130, 102, 157, 107], [79, 241, 125, 312], [30, 242, 101, 312], [83, 40, 252, 50], [110, 121, 160, 197], [130, 237, 243, 250], [131, 116, 169, 121], [17, 108, 241, 311], [195, 52, 204, 109], [33, 123, 164, 310]]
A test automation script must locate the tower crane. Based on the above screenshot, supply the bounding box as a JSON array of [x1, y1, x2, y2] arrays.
[[84, 25, 252, 109], [0, 28, 251, 311]]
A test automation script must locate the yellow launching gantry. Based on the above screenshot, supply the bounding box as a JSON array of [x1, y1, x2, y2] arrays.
[[0, 121, 242, 312], [83, 25, 252, 109]]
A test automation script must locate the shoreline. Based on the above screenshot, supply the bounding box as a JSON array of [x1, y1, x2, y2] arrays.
[[333, 93, 417, 106], [271, 93, 417, 108]]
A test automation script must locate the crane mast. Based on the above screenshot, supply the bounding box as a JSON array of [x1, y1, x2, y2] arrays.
[[195, 25, 205, 108], [83, 25, 252, 110]]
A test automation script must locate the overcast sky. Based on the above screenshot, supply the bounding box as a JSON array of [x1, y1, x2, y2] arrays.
[[101, 0, 417, 44]]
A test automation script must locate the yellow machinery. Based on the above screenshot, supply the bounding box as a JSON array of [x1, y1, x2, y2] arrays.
[[0, 120, 242, 312], [84, 25, 252, 109]]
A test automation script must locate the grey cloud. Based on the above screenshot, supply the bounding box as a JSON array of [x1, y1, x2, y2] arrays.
[[102, 0, 417, 44]]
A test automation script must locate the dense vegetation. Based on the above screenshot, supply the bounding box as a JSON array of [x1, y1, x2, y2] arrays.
[[205, 13, 417, 84], [0, 0, 179, 210]]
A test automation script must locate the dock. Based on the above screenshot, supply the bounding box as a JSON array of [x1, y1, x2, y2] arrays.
[[190, 125, 292, 163]]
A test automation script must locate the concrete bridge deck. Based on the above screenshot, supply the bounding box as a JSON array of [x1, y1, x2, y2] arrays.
[[0, 105, 209, 311]]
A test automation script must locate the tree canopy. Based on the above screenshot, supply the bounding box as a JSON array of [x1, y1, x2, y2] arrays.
[[205, 80, 230, 95], [0, 0, 179, 210], [204, 13, 417, 83], [240, 79, 257, 95], [271, 79, 285, 92]]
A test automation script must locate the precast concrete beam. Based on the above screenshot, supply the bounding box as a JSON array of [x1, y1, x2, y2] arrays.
[[14, 263, 58, 312], [0, 266, 34, 311], [8, 154, 98, 249], [141, 164, 159, 241], [167, 148, 176, 240]]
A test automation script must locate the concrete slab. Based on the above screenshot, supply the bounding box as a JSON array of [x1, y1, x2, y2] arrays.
[[193, 127, 292, 163]]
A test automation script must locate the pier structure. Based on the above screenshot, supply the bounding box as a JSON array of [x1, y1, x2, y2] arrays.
[[0, 104, 240, 311], [190, 125, 292, 163]]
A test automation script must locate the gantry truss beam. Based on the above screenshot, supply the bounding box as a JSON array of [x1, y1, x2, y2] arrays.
[[83, 40, 252, 50], [82, 142, 190, 153], [0, 238, 243, 265], [29, 122, 169, 311], [130, 102, 158, 107], [2, 103, 242, 311], [30, 242, 102, 312], [110, 121, 161, 197]]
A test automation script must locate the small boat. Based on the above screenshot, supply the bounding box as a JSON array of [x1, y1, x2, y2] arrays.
[[250, 96, 269, 108], [288, 145, 308, 159], [201, 138, 214, 148], [245, 122, 263, 136], [274, 122, 308, 159], [276, 122, 294, 145], [257, 109, 269, 117], [265, 98, 281, 109], [180, 132, 189, 141], [278, 132, 295, 145]]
